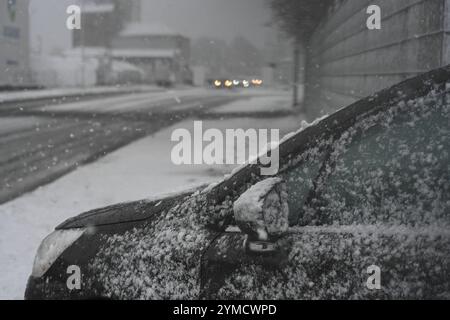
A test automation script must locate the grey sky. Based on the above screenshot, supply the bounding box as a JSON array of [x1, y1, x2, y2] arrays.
[[29, 0, 273, 54]]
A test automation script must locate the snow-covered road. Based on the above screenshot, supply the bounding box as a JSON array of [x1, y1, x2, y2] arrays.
[[0, 88, 242, 204]]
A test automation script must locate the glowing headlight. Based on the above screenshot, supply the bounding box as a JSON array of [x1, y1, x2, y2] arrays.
[[31, 229, 85, 278], [251, 79, 263, 86]]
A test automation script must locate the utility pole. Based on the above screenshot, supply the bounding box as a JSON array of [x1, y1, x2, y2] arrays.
[[131, 0, 141, 22], [292, 40, 300, 108], [80, 1, 86, 88]]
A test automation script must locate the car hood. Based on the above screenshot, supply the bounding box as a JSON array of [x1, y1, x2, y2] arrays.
[[56, 188, 200, 230]]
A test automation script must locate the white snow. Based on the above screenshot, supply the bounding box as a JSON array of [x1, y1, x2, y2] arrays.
[[233, 177, 289, 240], [0, 85, 162, 104], [110, 60, 144, 74], [209, 95, 293, 114], [303, 89, 450, 227], [279, 115, 329, 144], [0, 117, 47, 136], [112, 49, 178, 59], [40, 88, 219, 114], [215, 223, 450, 299], [41, 91, 181, 113], [288, 224, 450, 238]]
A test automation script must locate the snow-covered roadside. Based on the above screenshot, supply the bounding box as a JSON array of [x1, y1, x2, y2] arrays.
[[208, 94, 293, 114], [0, 94, 302, 299], [40, 87, 217, 114], [0, 117, 48, 136], [0, 85, 167, 104]]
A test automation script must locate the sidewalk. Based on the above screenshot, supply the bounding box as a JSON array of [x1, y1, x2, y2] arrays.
[[0, 92, 304, 299], [207, 94, 295, 115]]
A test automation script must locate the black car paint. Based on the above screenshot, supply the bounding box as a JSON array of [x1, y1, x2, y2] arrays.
[[26, 191, 197, 299]]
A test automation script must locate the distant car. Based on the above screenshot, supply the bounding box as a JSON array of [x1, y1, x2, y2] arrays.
[[208, 78, 262, 89], [25, 66, 450, 300], [209, 79, 233, 89]]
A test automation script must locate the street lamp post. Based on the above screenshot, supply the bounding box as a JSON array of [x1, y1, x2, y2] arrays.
[[292, 41, 300, 108], [80, 1, 86, 89]]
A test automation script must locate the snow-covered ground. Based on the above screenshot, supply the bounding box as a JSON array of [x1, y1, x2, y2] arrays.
[[0, 93, 302, 299], [39, 87, 222, 114], [0, 117, 48, 135], [208, 95, 293, 114], [0, 85, 167, 104]]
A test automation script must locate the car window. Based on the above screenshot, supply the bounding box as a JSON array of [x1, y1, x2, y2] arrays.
[[280, 138, 331, 225], [307, 89, 450, 226]]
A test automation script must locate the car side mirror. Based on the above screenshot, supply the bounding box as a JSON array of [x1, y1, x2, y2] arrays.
[[233, 177, 289, 253]]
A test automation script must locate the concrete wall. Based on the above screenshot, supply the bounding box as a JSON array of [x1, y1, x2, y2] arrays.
[[444, 0, 450, 65], [0, 0, 30, 87], [306, 0, 450, 117]]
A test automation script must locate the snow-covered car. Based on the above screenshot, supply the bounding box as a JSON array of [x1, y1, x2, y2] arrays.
[[25, 66, 450, 299]]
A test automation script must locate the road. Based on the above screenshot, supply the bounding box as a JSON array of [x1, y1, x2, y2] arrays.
[[0, 89, 243, 204]]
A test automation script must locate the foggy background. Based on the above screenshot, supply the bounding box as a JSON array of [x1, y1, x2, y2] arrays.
[[30, 0, 272, 54]]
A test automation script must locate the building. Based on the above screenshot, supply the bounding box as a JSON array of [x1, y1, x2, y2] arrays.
[[71, 0, 191, 86], [66, 0, 145, 87], [72, 2, 117, 48], [0, 0, 31, 88], [72, 0, 142, 48], [112, 22, 191, 85]]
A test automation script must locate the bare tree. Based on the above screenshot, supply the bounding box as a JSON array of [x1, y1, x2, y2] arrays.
[[269, 0, 333, 110], [269, 0, 332, 42]]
